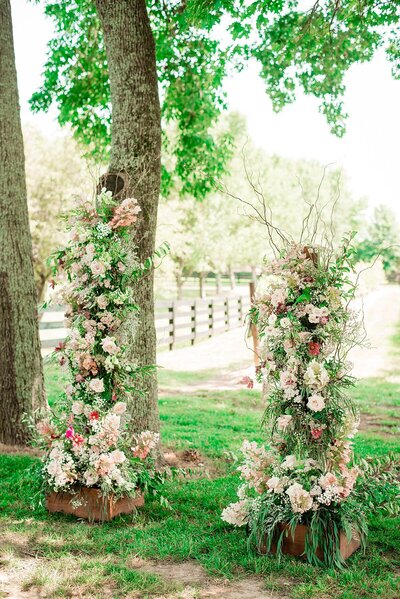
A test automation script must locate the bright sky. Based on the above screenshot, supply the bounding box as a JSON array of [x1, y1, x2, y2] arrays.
[[11, 0, 400, 219]]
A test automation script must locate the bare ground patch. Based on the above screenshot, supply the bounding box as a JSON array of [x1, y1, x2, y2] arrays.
[[130, 557, 293, 599]]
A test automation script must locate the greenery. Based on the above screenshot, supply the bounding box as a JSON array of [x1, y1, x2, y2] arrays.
[[30, 0, 400, 198], [355, 205, 400, 283], [0, 359, 399, 597]]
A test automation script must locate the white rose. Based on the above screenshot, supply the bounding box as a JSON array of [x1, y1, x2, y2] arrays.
[[71, 401, 84, 415], [307, 394, 325, 412], [112, 402, 127, 415], [101, 336, 119, 355], [89, 378, 105, 393], [276, 415, 293, 430]]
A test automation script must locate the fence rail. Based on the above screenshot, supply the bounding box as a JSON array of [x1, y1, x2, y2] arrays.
[[39, 294, 250, 353]]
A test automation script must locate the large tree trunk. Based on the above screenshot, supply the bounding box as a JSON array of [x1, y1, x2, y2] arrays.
[[0, 0, 45, 444], [95, 0, 161, 433]]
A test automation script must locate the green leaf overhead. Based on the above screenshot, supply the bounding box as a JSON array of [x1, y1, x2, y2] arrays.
[[31, 0, 400, 197]]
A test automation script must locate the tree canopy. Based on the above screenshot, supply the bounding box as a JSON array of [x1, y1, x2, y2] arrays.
[[31, 0, 400, 199]]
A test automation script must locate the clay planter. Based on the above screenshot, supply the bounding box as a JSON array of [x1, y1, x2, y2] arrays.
[[46, 486, 144, 522], [260, 523, 360, 562]]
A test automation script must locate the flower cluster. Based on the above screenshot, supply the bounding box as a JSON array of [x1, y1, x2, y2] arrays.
[[37, 189, 159, 497], [222, 240, 366, 564]]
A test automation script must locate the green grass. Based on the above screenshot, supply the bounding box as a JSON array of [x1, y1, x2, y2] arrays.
[[1, 364, 399, 598]]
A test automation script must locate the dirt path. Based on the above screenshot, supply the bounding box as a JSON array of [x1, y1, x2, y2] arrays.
[[158, 285, 400, 391], [0, 555, 292, 599]]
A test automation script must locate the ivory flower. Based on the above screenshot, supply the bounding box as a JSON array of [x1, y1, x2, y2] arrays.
[[89, 378, 105, 393]]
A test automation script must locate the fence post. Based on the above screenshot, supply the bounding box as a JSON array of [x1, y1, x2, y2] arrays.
[[238, 296, 243, 324], [224, 298, 229, 331], [168, 302, 175, 351], [191, 300, 196, 345], [249, 282, 259, 367], [208, 299, 213, 338]]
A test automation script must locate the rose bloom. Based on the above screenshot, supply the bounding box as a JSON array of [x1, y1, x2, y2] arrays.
[[308, 341, 321, 356], [89, 378, 105, 393], [112, 402, 127, 415], [97, 295, 108, 310], [90, 260, 106, 277], [307, 393, 325, 412], [276, 414, 293, 430], [101, 336, 119, 355], [71, 401, 84, 415]]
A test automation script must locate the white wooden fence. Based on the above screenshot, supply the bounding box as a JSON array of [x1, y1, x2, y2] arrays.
[[39, 294, 250, 353]]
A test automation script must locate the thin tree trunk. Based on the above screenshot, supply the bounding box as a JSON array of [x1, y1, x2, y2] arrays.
[[174, 270, 184, 300], [95, 0, 161, 433], [228, 266, 236, 290], [199, 273, 206, 299], [215, 272, 222, 295], [0, 0, 45, 444]]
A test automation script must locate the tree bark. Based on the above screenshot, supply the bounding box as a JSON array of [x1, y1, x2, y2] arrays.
[[215, 272, 222, 295], [0, 0, 45, 444], [95, 0, 161, 433], [199, 273, 206, 299], [228, 266, 236, 290]]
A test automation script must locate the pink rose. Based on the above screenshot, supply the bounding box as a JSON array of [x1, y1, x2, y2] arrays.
[[89, 378, 105, 393]]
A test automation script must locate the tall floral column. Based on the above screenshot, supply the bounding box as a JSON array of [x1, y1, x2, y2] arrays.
[[36, 190, 162, 517], [222, 241, 367, 566]]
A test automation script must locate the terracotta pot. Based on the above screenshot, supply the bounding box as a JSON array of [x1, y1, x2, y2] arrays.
[[46, 486, 144, 522], [260, 523, 360, 561]]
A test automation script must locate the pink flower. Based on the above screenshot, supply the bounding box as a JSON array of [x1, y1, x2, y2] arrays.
[[240, 376, 254, 389], [101, 336, 119, 355], [311, 428, 323, 440], [89, 378, 105, 393], [65, 426, 74, 439], [90, 260, 106, 277], [96, 295, 108, 310], [308, 342, 321, 356], [109, 198, 141, 229], [75, 374, 84, 383]]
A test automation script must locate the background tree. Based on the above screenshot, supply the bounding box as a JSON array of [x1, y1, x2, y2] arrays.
[[93, 0, 161, 433], [355, 205, 400, 282], [0, 0, 45, 444], [31, 0, 394, 430], [24, 126, 92, 300]]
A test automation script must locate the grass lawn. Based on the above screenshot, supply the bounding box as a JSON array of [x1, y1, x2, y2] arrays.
[[0, 362, 399, 598]]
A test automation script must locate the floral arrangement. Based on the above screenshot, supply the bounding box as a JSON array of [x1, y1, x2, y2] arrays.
[[222, 238, 370, 566], [36, 189, 162, 500]]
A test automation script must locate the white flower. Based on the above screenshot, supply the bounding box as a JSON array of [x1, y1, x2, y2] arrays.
[[270, 288, 288, 308], [96, 295, 108, 310], [112, 402, 127, 415], [71, 401, 84, 415], [267, 476, 285, 493], [221, 500, 249, 527], [101, 336, 119, 355], [304, 360, 329, 389], [89, 378, 105, 393], [286, 483, 313, 513], [276, 415, 293, 430], [307, 393, 325, 412], [268, 314, 277, 326], [281, 454, 297, 469], [280, 317, 291, 328]]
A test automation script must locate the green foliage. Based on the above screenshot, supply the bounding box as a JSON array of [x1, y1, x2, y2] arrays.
[[31, 0, 400, 198], [354, 205, 400, 281], [1, 369, 400, 597]]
